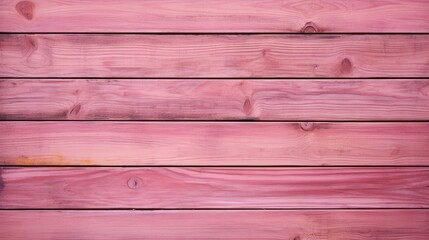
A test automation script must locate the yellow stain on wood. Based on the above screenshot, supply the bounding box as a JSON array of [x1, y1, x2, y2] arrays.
[[79, 159, 94, 165], [12, 155, 93, 165]]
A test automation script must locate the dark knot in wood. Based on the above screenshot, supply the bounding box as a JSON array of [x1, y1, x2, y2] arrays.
[[69, 103, 82, 116], [243, 98, 252, 115], [16, 1, 35, 20], [301, 22, 320, 33], [300, 122, 314, 131], [341, 58, 353, 74], [23, 35, 38, 57]]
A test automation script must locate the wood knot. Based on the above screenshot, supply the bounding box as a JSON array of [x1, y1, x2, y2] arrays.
[[16, 1, 35, 20], [261, 48, 269, 57], [300, 122, 314, 131], [293, 236, 301, 240], [22, 35, 38, 56], [69, 103, 82, 116], [340, 58, 352, 74], [301, 22, 320, 33], [243, 98, 252, 115], [127, 177, 142, 189]]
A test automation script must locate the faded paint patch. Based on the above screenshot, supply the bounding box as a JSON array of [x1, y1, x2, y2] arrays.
[[13, 155, 93, 165], [79, 159, 94, 165]]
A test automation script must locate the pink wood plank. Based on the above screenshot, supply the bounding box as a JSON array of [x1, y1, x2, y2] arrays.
[[0, 210, 428, 239], [1, 34, 428, 78], [1, 0, 428, 33], [2, 79, 429, 121], [1, 122, 429, 166], [0, 167, 428, 208]]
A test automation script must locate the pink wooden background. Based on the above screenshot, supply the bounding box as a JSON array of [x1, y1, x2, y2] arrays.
[[0, 0, 428, 239]]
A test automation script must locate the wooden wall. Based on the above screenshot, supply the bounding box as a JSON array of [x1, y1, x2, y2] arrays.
[[0, 0, 428, 239]]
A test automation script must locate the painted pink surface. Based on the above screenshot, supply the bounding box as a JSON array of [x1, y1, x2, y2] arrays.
[[1, 79, 429, 121], [1, 0, 429, 32], [0, 167, 428, 208], [1, 122, 429, 166], [0, 210, 428, 239], [0, 0, 428, 238], [1, 34, 429, 77]]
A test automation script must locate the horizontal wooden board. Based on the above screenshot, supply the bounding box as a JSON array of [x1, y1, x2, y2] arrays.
[[1, 122, 429, 166], [1, 35, 429, 78], [0, 167, 428, 208], [0, 210, 428, 239], [1, 0, 429, 33], [2, 79, 429, 121]]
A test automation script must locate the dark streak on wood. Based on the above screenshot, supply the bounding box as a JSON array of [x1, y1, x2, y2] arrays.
[[22, 35, 38, 57], [69, 103, 82, 116], [0, 168, 4, 192]]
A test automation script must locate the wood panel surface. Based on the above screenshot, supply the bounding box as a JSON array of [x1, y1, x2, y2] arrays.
[[2, 79, 429, 121], [0, 167, 428, 208], [1, 122, 429, 166], [1, 0, 428, 239], [1, 34, 429, 78], [0, 210, 428, 239], [1, 0, 429, 33]]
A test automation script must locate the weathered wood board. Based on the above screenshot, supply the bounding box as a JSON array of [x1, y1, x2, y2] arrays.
[[1, 0, 429, 33], [0, 167, 428, 208], [1, 122, 428, 166], [2, 79, 429, 121], [1, 35, 429, 78], [0, 210, 428, 239]]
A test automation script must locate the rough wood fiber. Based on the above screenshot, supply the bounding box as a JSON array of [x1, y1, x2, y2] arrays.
[[0, 210, 428, 239], [1, 122, 429, 166], [2, 79, 429, 121], [0, 167, 428, 208], [1, 0, 429, 33], [1, 34, 429, 78]]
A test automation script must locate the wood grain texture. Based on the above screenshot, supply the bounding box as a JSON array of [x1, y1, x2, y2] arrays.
[[0, 210, 428, 239], [1, 34, 429, 78], [0, 167, 428, 208], [2, 79, 429, 121], [1, 0, 429, 33], [1, 122, 429, 166]]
